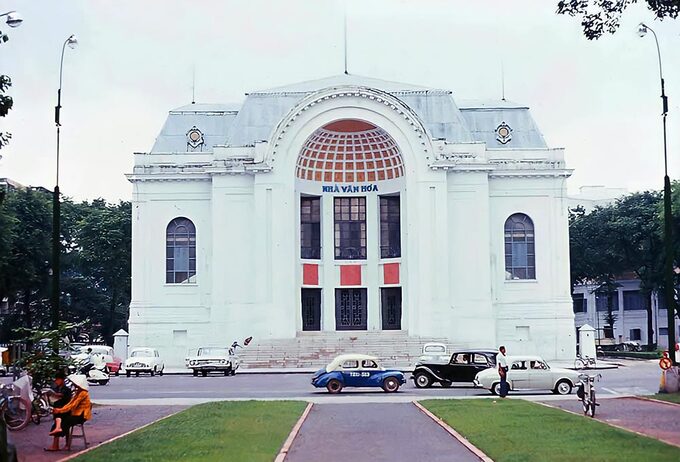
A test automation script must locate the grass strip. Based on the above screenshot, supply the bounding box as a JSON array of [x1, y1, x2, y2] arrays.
[[421, 399, 680, 462], [649, 393, 680, 404], [74, 400, 307, 462]]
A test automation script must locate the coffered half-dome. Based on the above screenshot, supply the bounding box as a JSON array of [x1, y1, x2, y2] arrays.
[[296, 119, 404, 183]]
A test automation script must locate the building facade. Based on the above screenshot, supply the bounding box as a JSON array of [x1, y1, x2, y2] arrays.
[[127, 75, 575, 367]]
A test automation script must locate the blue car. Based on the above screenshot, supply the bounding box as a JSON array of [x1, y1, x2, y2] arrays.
[[311, 354, 406, 393]]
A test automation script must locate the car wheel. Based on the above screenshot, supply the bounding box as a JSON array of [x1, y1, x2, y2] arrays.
[[135, 371, 139, 377], [554, 380, 572, 395], [414, 372, 432, 389], [382, 377, 400, 393], [224, 370, 229, 376], [126, 370, 131, 378], [201, 371, 208, 377], [440, 381, 452, 388], [491, 382, 501, 395], [192, 369, 198, 377], [326, 379, 343, 394], [150, 368, 155, 377], [99, 380, 109, 386]]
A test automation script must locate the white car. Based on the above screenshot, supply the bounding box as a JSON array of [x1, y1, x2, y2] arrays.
[[418, 343, 449, 364], [124, 348, 165, 377], [185, 347, 240, 377], [72, 345, 123, 376], [474, 355, 581, 395]]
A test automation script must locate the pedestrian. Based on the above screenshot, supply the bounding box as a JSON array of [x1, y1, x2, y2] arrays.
[[497, 345, 508, 398]]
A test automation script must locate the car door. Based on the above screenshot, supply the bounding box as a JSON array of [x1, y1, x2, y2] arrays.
[[360, 359, 382, 386], [340, 359, 361, 386], [441, 353, 471, 382], [527, 360, 553, 390], [507, 360, 529, 389]]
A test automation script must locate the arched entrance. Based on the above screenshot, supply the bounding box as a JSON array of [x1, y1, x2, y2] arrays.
[[295, 119, 405, 332]]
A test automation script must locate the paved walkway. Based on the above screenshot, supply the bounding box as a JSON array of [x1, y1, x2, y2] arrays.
[[286, 403, 481, 462], [9, 404, 187, 462], [542, 397, 680, 447]]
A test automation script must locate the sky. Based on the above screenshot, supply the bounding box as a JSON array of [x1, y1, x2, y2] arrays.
[[0, 0, 679, 202]]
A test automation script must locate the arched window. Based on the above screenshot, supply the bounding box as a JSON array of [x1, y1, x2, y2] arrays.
[[504, 213, 535, 280], [166, 218, 196, 284]]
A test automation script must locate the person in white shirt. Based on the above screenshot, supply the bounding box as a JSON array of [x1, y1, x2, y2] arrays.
[[496, 346, 508, 398]]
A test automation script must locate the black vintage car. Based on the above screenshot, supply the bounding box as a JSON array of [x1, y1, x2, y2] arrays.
[[411, 350, 497, 388]]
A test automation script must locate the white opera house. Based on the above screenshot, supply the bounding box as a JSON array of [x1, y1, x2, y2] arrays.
[[127, 74, 576, 367]]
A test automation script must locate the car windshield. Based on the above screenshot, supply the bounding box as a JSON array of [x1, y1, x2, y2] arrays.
[[131, 349, 154, 357], [81, 346, 111, 355], [198, 348, 229, 357], [424, 345, 446, 353]]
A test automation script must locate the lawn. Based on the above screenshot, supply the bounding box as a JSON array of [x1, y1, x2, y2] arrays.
[[649, 393, 680, 404], [421, 399, 680, 462], [74, 400, 307, 462]]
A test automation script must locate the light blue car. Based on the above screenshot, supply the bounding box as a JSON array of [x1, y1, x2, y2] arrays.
[[311, 354, 406, 393]]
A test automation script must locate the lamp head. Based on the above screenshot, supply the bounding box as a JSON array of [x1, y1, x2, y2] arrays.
[[637, 22, 648, 38], [5, 11, 23, 28], [66, 34, 78, 49]]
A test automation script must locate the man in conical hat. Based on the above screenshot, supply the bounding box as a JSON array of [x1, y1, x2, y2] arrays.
[[45, 374, 92, 451]]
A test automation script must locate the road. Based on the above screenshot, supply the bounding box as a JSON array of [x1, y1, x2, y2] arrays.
[[78, 359, 661, 404], [2, 358, 660, 404]]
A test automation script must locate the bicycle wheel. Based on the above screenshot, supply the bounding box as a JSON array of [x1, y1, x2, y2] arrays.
[[582, 397, 589, 415], [589, 390, 596, 418], [2, 396, 31, 431], [574, 358, 585, 370], [31, 396, 50, 425]]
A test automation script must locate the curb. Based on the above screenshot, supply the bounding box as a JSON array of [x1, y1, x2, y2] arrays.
[[630, 395, 680, 408], [56, 409, 184, 462], [536, 399, 680, 449], [274, 402, 314, 462], [412, 401, 493, 462]]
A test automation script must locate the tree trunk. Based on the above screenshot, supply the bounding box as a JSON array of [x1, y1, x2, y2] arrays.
[[106, 287, 117, 345], [646, 292, 655, 351]]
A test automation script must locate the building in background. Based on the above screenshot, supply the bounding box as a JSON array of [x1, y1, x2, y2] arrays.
[[127, 74, 575, 367]]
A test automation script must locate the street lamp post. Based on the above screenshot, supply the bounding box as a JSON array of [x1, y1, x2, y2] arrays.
[[637, 23, 677, 364], [51, 34, 78, 332]]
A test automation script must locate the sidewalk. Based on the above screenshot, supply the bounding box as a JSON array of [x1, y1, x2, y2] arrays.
[[285, 403, 482, 462], [541, 396, 680, 448], [9, 404, 186, 462]]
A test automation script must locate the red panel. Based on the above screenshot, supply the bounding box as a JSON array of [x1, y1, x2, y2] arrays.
[[340, 265, 362, 286], [303, 264, 319, 286], [383, 263, 400, 285]]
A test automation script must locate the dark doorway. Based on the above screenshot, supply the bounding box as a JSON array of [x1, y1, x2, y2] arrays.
[[301, 289, 321, 331], [335, 288, 367, 330], [381, 287, 402, 330]]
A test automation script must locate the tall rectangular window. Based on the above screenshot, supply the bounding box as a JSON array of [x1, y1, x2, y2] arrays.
[[334, 197, 366, 260], [595, 293, 619, 312], [572, 293, 587, 313], [380, 195, 401, 258], [300, 196, 321, 259]]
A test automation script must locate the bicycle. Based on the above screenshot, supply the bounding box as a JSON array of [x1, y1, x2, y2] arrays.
[[577, 373, 601, 418], [30, 388, 52, 425], [574, 354, 596, 370], [0, 383, 31, 431]]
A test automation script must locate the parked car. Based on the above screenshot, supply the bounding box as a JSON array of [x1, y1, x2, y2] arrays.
[[474, 355, 580, 395], [412, 350, 497, 388], [124, 348, 165, 377], [418, 343, 450, 364], [311, 354, 406, 393], [72, 345, 122, 376], [185, 347, 239, 377]]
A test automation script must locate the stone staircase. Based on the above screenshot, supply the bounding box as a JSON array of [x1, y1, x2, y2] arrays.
[[238, 331, 452, 369]]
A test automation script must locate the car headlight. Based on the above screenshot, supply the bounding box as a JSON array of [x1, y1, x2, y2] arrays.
[[190, 360, 196, 366]]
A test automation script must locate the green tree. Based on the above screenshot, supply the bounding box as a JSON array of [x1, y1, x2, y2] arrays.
[[557, 0, 680, 40], [75, 200, 131, 343]]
